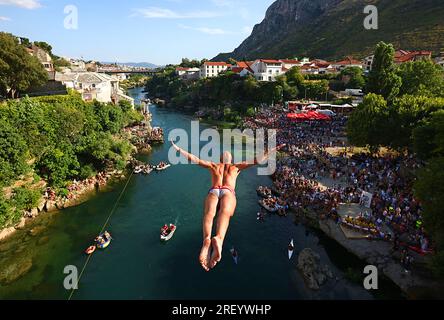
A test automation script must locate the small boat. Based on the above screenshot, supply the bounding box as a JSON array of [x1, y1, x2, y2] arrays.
[[85, 246, 96, 255], [96, 233, 112, 249], [143, 167, 153, 175], [134, 167, 143, 174], [258, 200, 278, 213], [256, 186, 272, 198], [288, 239, 294, 260], [230, 247, 238, 264], [160, 224, 176, 241], [154, 164, 171, 171]]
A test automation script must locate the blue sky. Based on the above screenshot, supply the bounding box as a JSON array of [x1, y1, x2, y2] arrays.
[[0, 0, 275, 65]]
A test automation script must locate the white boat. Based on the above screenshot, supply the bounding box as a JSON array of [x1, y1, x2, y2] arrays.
[[143, 167, 153, 175], [230, 247, 238, 265], [155, 164, 171, 171], [288, 239, 294, 260], [160, 224, 176, 242], [134, 167, 143, 174], [258, 200, 278, 213]]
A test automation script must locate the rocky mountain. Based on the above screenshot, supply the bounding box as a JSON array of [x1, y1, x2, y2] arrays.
[[213, 0, 444, 61]]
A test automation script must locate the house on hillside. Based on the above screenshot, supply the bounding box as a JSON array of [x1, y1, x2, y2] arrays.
[[331, 56, 364, 71], [176, 67, 200, 80], [199, 62, 229, 78], [56, 72, 134, 106], [250, 59, 284, 81], [230, 61, 254, 77], [364, 50, 433, 71], [280, 59, 300, 70], [27, 45, 56, 80]]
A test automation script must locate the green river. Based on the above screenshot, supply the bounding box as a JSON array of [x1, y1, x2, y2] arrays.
[[0, 88, 402, 300]]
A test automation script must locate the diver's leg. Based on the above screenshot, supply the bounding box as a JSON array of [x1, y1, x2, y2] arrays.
[[210, 192, 237, 269], [199, 192, 219, 271]]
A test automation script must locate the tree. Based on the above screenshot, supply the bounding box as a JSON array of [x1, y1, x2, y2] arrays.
[[414, 157, 444, 276], [413, 110, 444, 160], [0, 118, 30, 185], [397, 60, 444, 97], [300, 80, 329, 100], [0, 32, 47, 98], [347, 93, 390, 151], [367, 42, 402, 101], [341, 67, 366, 89]]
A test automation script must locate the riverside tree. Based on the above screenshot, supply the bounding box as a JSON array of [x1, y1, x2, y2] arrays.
[[366, 41, 402, 101], [0, 32, 47, 98]]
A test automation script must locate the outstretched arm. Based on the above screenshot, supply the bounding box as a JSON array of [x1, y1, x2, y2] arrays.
[[171, 140, 214, 168], [235, 144, 286, 170]]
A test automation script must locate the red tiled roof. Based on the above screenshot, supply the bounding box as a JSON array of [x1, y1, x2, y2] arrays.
[[394, 50, 432, 63], [280, 59, 299, 64], [260, 59, 282, 64], [230, 67, 245, 73], [334, 56, 363, 66], [176, 67, 190, 71], [236, 61, 249, 68], [204, 61, 229, 66]]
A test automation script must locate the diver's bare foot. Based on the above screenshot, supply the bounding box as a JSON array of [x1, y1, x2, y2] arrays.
[[210, 236, 222, 269], [199, 238, 211, 272]]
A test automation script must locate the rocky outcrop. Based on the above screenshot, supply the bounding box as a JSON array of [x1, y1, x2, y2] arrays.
[[319, 219, 441, 295], [213, 0, 444, 61], [297, 248, 334, 290], [0, 256, 33, 285], [0, 227, 16, 241]]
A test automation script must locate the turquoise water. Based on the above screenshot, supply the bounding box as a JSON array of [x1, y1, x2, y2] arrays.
[[0, 88, 402, 300]]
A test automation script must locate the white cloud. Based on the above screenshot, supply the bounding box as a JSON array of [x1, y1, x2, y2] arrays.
[[179, 24, 229, 35], [133, 7, 220, 19], [0, 16, 11, 21], [0, 0, 41, 9]]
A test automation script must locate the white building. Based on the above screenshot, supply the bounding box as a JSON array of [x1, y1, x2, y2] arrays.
[[331, 57, 364, 71], [55, 72, 134, 106], [200, 62, 229, 78], [280, 59, 300, 70], [176, 67, 200, 80], [250, 59, 284, 82]]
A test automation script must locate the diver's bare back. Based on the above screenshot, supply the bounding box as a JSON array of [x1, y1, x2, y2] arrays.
[[208, 163, 240, 191]]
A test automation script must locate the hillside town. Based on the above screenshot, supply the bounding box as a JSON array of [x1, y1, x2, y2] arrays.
[[175, 50, 442, 81]]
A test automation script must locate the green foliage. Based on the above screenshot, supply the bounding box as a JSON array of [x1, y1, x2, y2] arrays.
[[300, 80, 329, 100], [347, 94, 390, 150], [413, 110, 444, 160], [0, 92, 138, 190], [367, 42, 402, 101], [180, 58, 202, 68], [340, 67, 366, 89], [397, 60, 444, 97], [12, 187, 42, 211], [0, 32, 47, 98], [0, 192, 15, 227], [0, 117, 30, 185], [145, 66, 309, 118], [415, 158, 444, 261]]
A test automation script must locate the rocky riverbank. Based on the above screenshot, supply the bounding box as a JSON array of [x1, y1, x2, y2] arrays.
[[0, 170, 127, 242], [318, 219, 443, 297]]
